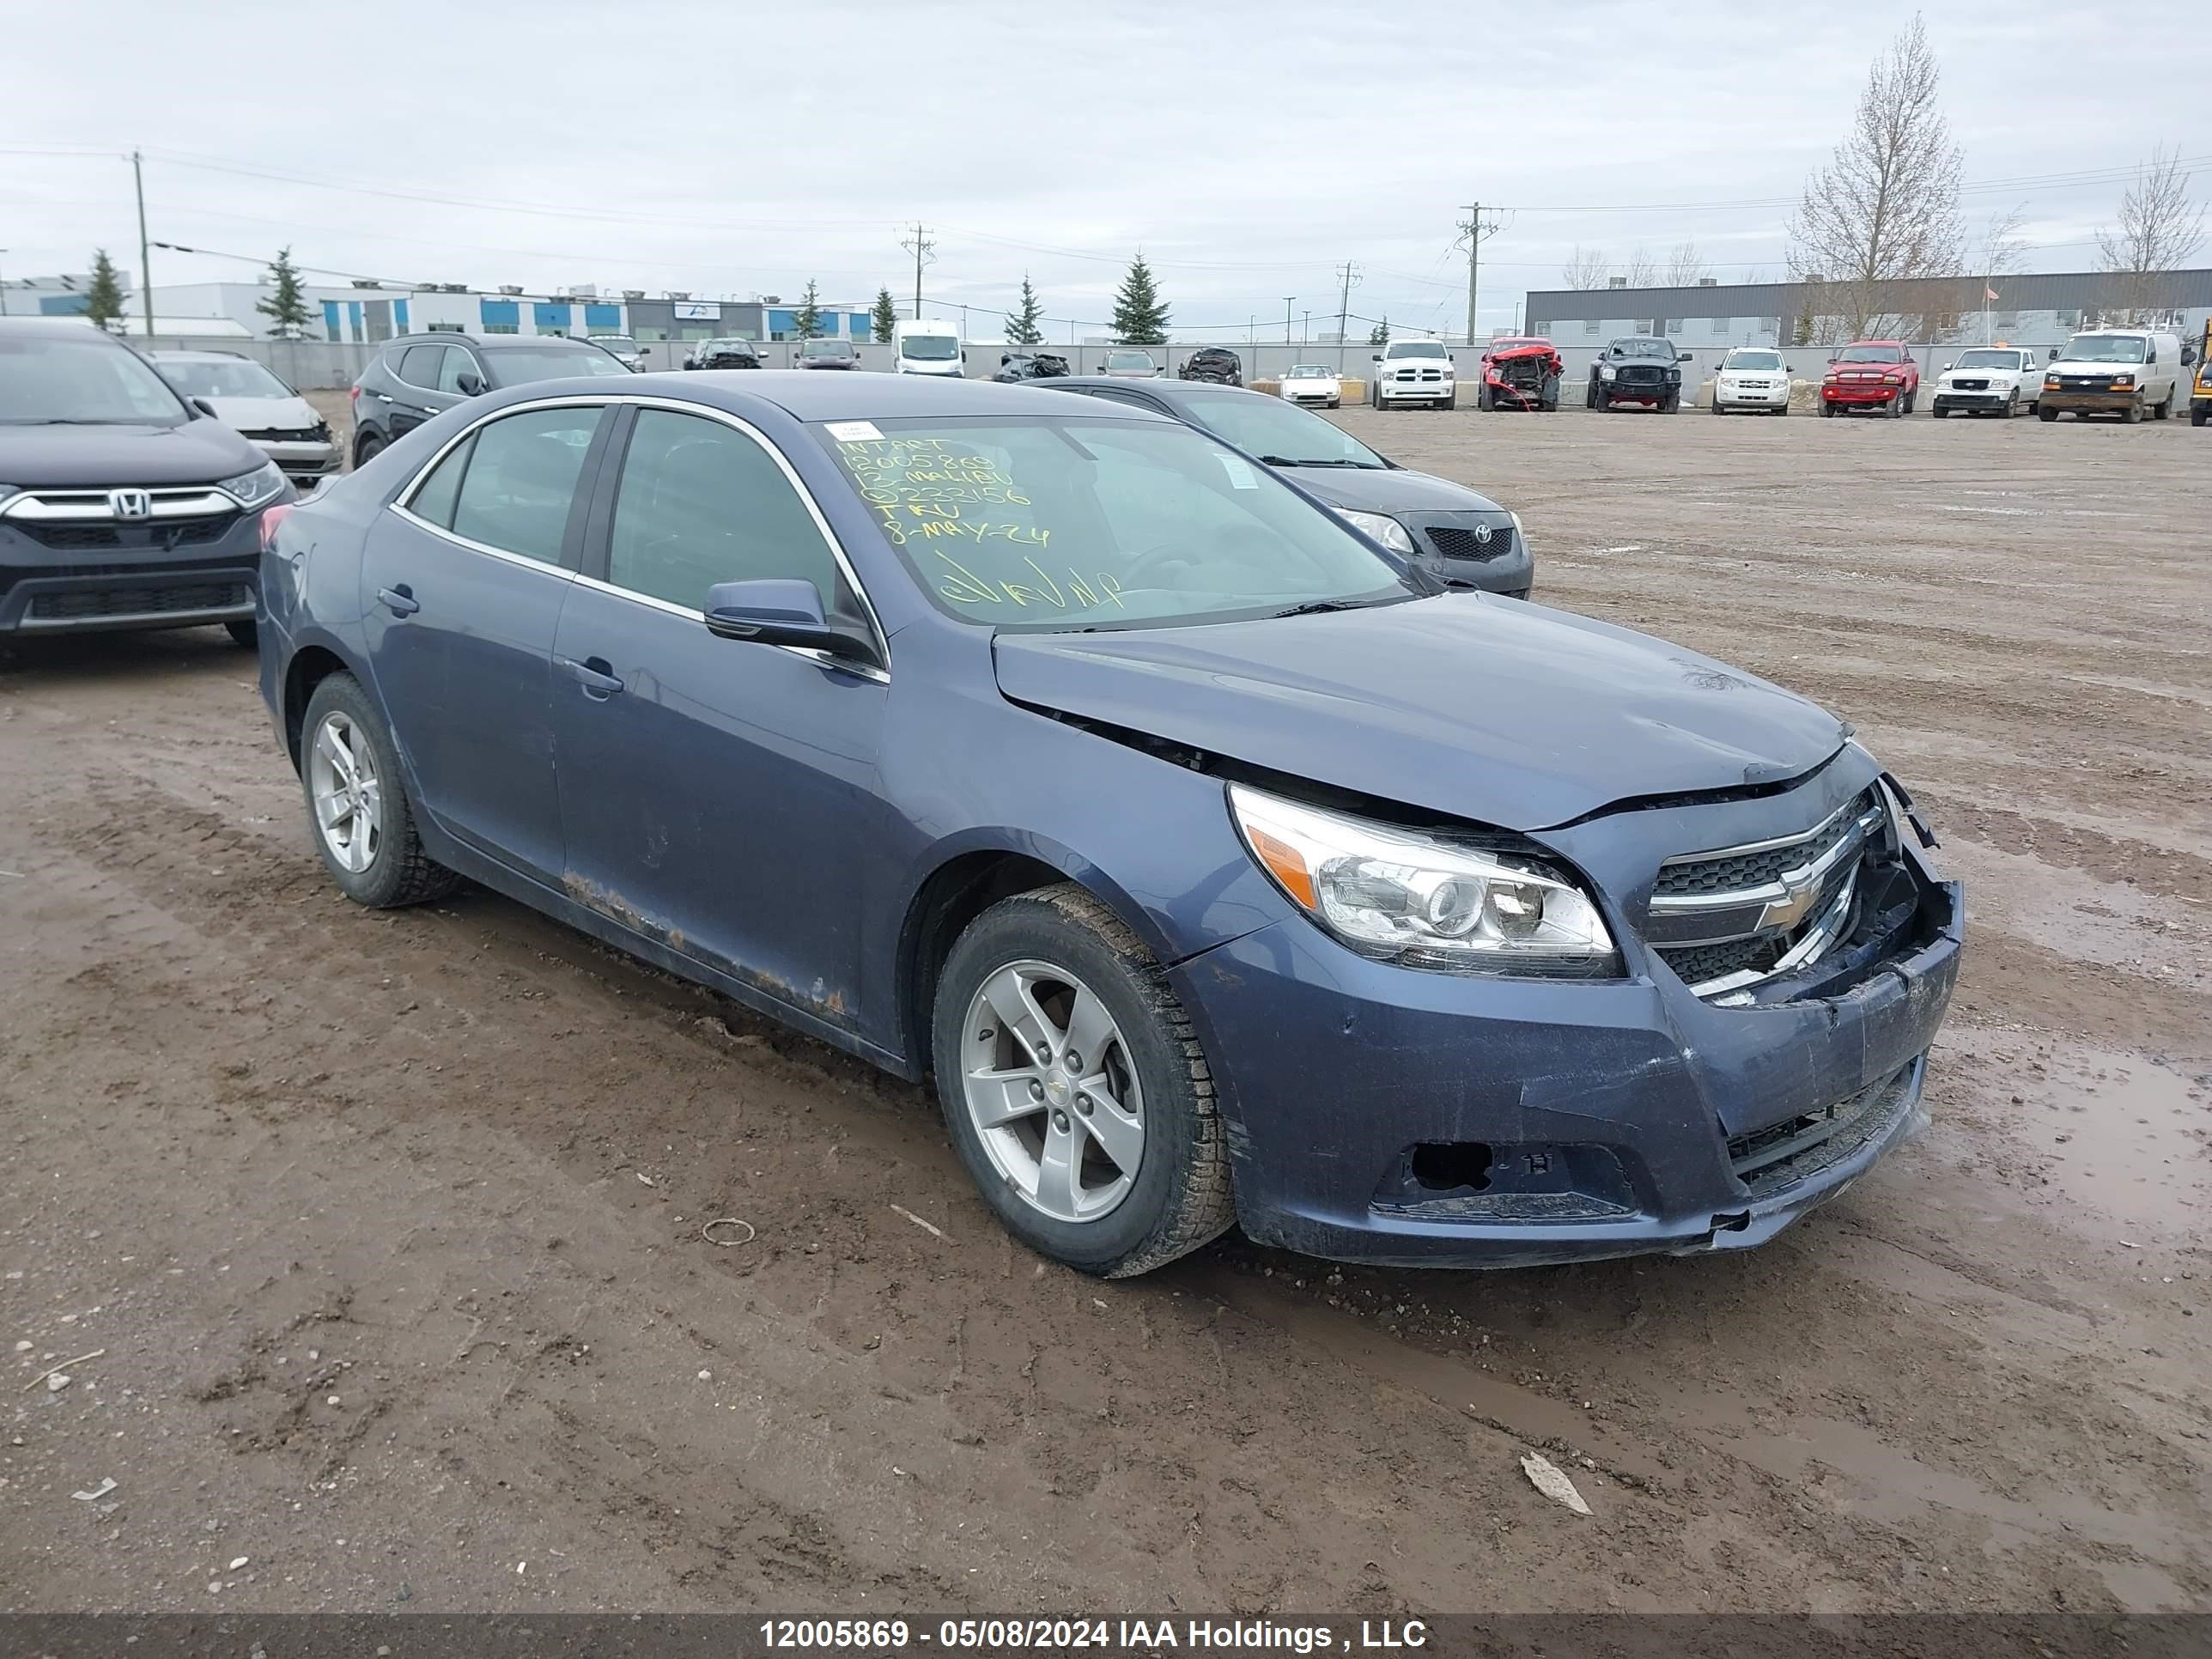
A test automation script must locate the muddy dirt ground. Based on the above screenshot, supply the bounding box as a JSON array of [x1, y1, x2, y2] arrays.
[[2, 397, 2206, 1618]]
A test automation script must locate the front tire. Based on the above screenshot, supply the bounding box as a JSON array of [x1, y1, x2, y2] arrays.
[[1441, 393, 1456, 410], [299, 673, 459, 909], [932, 884, 1235, 1278], [353, 430, 386, 467], [2039, 405, 2059, 422]]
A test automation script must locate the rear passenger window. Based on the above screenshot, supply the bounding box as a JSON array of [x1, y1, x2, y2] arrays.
[[606, 410, 840, 611], [448, 407, 603, 565], [396, 345, 444, 389], [405, 432, 475, 528]]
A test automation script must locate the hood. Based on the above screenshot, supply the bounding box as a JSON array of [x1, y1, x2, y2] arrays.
[[0, 417, 265, 489], [1485, 343, 1557, 363], [1276, 465, 1504, 515], [992, 595, 1846, 831], [2047, 357, 2140, 375], [203, 394, 322, 431]]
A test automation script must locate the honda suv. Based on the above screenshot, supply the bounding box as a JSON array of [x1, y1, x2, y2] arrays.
[[1, 319, 289, 647], [349, 333, 631, 465]]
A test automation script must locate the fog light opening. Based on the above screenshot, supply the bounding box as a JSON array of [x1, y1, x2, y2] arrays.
[[1409, 1142, 1493, 1194]]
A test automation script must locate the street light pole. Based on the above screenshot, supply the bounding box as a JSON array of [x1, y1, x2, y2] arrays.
[[1283, 295, 1293, 345]]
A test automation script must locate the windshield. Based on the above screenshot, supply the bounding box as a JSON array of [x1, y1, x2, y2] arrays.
[[1104, 351, 1155, 370], [701, 340, 753, 356], [1285, 365, 1333, 378], [0, 331, 190, 426], [1613, 339, 1674, 359], [2061, 334, 2148, 364], [800, 339, 851, 357], [901, 334, 961, 361], [155, 358, 295, 399], [1182, 391, 1385, 469], [821, 416, 1411, 632], [1954, 349, 2019, 370], [1723, 349, 1784, 371], [1386, 342, 1449, 359], [484, 346, 634, 384], [1489, 338, 1545, 353], [1837, 343, 1904, 364]]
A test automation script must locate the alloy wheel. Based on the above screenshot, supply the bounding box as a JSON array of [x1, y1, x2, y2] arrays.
[[308, 711, 382, 874], [960, 959, 1144, 1223]]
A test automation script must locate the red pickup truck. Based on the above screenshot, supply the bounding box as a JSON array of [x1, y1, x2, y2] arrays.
[[1820, 341, 1920, 417]]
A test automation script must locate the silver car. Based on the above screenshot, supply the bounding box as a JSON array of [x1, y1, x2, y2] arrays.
[[1100, 349, 1162, 380], [586, 334, 648, 372], [149, 351, 338, 482]]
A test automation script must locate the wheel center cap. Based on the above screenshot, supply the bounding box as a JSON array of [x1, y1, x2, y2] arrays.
[[1044, 1074, 1071, 1107]]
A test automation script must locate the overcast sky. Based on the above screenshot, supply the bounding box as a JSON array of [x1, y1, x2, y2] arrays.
[[3, 0, 2205, 339]]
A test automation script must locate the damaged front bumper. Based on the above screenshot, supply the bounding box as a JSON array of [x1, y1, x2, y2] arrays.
[[1168, 757, 1964, 1269]]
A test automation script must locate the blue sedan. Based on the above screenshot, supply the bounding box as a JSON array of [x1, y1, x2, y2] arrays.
[[257, 373, 1962, 1276]]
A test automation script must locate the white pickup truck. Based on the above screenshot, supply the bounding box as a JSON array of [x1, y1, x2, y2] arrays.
[[1366, 340, 1456, 410], [1929, 346, 2040, 418]]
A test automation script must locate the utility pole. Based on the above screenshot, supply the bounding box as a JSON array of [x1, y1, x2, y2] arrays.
[[1302, 310, 1310, 345], [1283, 295, 1294, 345], [133, 150, 155, 337], [1458, 202, 1501, 345], [1334, 262, 1359, 347], [899, 222, 935, 319]]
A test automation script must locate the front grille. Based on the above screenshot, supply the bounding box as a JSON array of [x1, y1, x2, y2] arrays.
[[1727, 1060, 1917, 1199], [240, 427, 324, 443], [1425, 525, 1512, 562], [29, 580, 249, 622], [1950, 378, 1989, 391], [1658, 934, 1783, 988], [1617, 365, 1665, 383], [1655, 791, 1876, 897], [14, 513, 239, 551]]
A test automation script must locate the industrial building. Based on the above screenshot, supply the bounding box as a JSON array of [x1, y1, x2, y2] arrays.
[[1526, 268, 2212, 348]]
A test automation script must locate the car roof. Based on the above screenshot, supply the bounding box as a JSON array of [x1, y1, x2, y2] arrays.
[[147, 349, 254, 362], [1047, 377, 1272, 410], [516, 369, 1176, 423], [0, 316, 122, 337], [381, 331, 611, 350]]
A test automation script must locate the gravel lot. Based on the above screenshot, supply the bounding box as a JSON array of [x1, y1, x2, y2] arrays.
[[3, 398, 2206, 1619]]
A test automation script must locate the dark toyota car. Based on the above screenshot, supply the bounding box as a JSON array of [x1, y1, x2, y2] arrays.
[[1042, 377, 1533, 597], [349, 332, 632, 465], [258, 373, 1960, 1278], [2, 319, 290, 647]]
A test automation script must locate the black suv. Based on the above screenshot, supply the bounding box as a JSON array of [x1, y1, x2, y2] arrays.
[[349, 333, 631, 464], [796, 337, 860, 369], [1587, 337, 1688, 412], [1179, 345, 1243, 386], [0, 319, 291, 647]]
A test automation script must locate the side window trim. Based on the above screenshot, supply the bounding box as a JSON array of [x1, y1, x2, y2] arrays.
[[387, 396, 610, 574], [575, 398, 890, 673]]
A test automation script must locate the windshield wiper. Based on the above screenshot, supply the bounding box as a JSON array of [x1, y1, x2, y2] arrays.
[[1254, 454, 1381, 469], [1267, 598, 1379, 618]]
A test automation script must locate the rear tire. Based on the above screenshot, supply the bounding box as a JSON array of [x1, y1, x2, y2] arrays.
[[353, 430, 386, 467], [932, 884, 1235, 1279], [224, 618, 258, 650], [299, 672, 459, 910]]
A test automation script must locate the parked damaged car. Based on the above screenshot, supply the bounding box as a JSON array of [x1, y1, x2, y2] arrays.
[[1588, 337, 1686, 412], [994, 351, 1071, 383], [258, 372, 1961, 1278], [1476, 337, 1563, 411], [1178, 346, 1243, 386]]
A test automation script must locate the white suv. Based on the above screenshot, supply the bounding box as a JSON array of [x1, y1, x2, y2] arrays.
[[1368, 340, 1456, 410], [1930, 346, 2039, 418], [1711, 348, 1792, 416]]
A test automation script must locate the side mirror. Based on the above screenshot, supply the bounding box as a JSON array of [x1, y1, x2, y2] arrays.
[[2047, 347, 2059, 362], [189, 397, 221, 421], [1676, 349, 1690, 362], [2184, 345, 2199, 366], [455, 370, 486, 396], [704, 579, 870, 665], [1941, 362, 1954, 373], [1370, 354, 1382, 363]]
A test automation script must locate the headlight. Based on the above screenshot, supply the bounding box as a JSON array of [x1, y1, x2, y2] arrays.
[[1332, 507, 1415, 556], [2045, 377, 2060, 389], [1510, 510, 1530, 556], [1599, 364, 1617, 380], [1228, 784, 1619, 977], [2112, 373, 2135, 386], [219, 460, 288, 509]]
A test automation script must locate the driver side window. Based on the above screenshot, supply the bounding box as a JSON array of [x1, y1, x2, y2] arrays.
[[606, 410, 842, 612]]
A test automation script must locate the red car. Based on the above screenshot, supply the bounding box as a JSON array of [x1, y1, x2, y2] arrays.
[[1820, 341, 1920, 417], [1477, 337, 1563, 410]]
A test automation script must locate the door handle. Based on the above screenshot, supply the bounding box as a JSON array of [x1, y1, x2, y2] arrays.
[[377, 584, 420, 617], [559, 655, 625, 697]]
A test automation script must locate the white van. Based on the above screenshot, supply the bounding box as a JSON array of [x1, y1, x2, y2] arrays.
[[2038, 328, 2184, 422], [892, 319, 963, 377]]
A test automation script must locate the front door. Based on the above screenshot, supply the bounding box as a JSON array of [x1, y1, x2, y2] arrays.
[[549, 405, 888, 1032], [361, 401, 611, 880]]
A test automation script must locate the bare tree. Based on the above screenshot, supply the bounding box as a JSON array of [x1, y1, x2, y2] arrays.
[[1561, 245, 1609, 289], [1621, 246, 1657, 288], [2097, 144, 2204, 323], [1662, 241, 1711, 286], [1787, 13, 1964, 341]]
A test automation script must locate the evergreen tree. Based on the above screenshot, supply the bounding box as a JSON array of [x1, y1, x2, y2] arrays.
[[1006, 276, 1045, 345], [255, 246, 313, 336], [1109, 254, 1170, 345], [791, 279, 823, 340], [870, 287, 900, 343], [1369, 317, 1390, 346], [82, 250, 127, 330]]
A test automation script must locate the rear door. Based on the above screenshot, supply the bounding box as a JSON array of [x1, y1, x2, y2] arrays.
[[548, 404, 888, 1032], [384, 344, 452, 437], [361, 399, 613, 880]]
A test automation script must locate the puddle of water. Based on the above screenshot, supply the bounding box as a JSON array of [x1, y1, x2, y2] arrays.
[[1949, 1034, 2210, 1238]]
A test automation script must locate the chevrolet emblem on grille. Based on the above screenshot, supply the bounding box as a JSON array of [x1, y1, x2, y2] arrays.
[[107, 489, 152, 520]]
